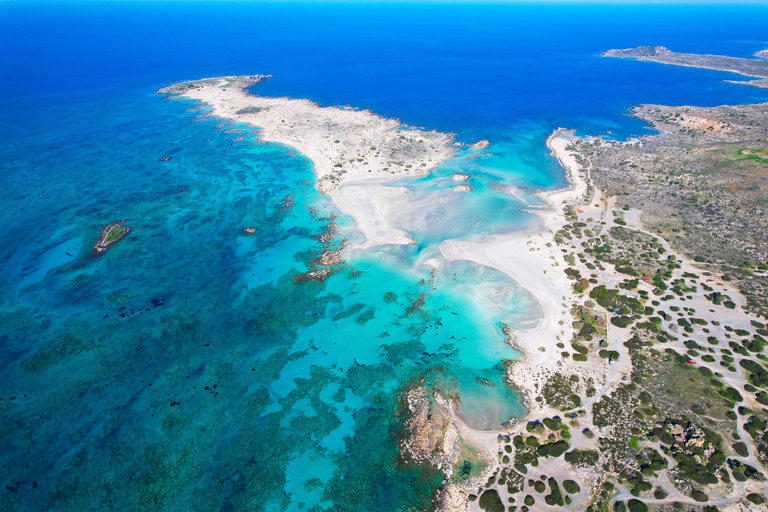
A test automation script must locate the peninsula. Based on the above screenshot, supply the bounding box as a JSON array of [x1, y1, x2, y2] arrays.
[[159, 75, 454, 193], [603, 46, 768, 88], [158, 75, 457, 251]]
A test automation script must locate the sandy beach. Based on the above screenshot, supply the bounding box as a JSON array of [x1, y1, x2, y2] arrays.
[[442, 130, 588, 372], [159, 75, 456, 248]]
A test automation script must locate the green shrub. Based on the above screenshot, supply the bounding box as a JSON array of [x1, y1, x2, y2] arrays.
[[739, 358, 768, 388], [627, 499, 648, 512], [690, 490, 708, 502], [599, 350, 621, 360], [732, 442, 749, 457], [611, 315, 632, 328], [545, 477, 563, 506], [537, 440, 570, 458], [478, 489, 505, 512], [564, 449, 598, 466], [572, 342, 589, 354], [563, 479, 580, 494], [747, 493, 766, 504], [720, 386, 743, 402]]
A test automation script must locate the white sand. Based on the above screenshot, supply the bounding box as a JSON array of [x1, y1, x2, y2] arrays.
[[162, 75, 455, 247], [440, 129, 587, 371], [166, 78, 590, 390], [330, 184, 415, 249]]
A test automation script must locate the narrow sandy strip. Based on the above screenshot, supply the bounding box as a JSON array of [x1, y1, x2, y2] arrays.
[[330, 184, 415, 248], [158, 75, 456, 248], [440, 129, 586, 366]]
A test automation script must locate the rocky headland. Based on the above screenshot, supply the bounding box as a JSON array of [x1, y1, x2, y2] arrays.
[[157, 75, 455, 194], [603, 45, 768, 88]]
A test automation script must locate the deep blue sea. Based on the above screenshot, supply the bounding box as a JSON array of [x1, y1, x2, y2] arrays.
[[2, 2, 768, 511]]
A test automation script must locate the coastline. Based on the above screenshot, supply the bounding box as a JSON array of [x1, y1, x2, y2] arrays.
[[430, 130, 600, 511], [159, 76, 595, 507], [439, 129, 588, 406], [159, 77, 762, 509], [158, 75, 456, 250]]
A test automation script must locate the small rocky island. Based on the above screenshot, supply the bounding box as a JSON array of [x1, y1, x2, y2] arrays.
[[91, 222, 130, 256]]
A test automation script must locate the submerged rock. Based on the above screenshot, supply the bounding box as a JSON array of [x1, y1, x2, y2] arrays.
[[311, 248, 344, 267], [294, 267, 338, 283]]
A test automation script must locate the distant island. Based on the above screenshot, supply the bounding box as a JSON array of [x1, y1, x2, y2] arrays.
[[604, 45, 768, 88]]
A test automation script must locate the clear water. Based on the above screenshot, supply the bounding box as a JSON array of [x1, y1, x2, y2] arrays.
[[2, 2, 768, 510]]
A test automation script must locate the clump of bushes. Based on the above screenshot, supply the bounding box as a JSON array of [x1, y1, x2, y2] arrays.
[[478, 489, 505, 512]]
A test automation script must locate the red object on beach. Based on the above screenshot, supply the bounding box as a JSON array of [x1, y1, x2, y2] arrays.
[[688, 360, 696, 364]]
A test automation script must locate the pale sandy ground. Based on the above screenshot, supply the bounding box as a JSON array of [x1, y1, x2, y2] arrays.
[[441, 130, 588, 395], [444, 131, 602, 511], [166, 76, 456, 249], [329, 182, 415, 248]]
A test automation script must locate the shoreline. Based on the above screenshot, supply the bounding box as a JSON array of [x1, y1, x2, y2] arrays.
[[439, 129, 588, 402], [428, 129, 596, 510], [158, 75, 457, 249], [160, 78, 591, 408]]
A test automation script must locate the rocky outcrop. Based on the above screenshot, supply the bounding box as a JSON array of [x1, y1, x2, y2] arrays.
[[157, 75, 274, 94], [311, 248, 344, 267], [156, 75, 273, 95], [90, 222, 130, 257], [400, 387, 461, 477], [603, 45, 671, 58], [294, 267, 337, 283]]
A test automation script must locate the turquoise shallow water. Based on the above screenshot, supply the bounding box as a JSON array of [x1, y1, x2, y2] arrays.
[[3, 2, 768, 510], [0, 92, 527, 511]]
